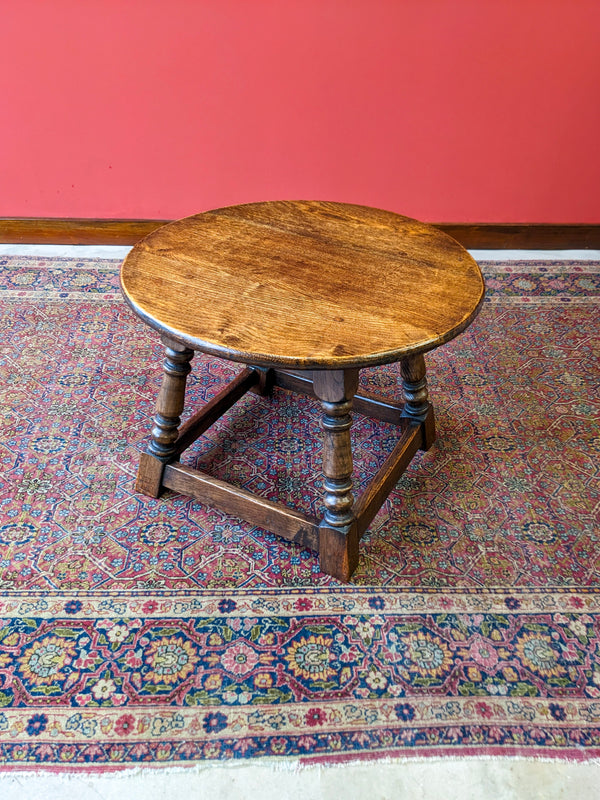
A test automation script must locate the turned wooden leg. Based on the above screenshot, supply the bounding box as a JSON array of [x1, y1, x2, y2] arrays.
[[313, 369, 360, 581], [136, 337, 194, 497], [400, 353, 436, 451]]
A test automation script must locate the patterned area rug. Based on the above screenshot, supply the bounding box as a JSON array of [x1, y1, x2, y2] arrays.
[[0, 254, 599, 768]]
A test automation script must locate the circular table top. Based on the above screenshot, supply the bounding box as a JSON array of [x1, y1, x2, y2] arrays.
[[120, 201, 485, 369]]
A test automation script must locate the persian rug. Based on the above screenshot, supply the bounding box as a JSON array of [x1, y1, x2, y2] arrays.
[[0, 253, 598, 769]]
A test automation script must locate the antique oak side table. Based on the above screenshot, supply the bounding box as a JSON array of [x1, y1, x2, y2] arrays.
[[120, 201, 484, 582]]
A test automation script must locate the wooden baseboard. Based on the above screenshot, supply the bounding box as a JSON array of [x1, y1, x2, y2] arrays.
[[438, 224, 600, 250], [1, 218, 599, 249], [0, 218, 169, 245]]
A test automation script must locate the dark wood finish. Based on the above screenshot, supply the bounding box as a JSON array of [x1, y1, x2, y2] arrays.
[[0, 218, 169, 245], [163, 463, 320, 553], [121, 202, 485, 369], [400, 354, 436, 450], [313, 369, 360, 582], [439, 224, 600, 250], [354, 423, 422, 537], [137, 453, 166, 499], [2, 217, 600, 249], [123, 201, 485, 581], [272, 369, 405, 425], [136, 339, 193, 497], [174, 367, 259, 455], [313, 369, 359, 528], [270, 369, 315, 397], [255, 367, 276, 396], [353, 392, 405, 426]]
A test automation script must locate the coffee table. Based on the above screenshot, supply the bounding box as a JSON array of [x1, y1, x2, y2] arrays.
[[120, 201, 484, 582]]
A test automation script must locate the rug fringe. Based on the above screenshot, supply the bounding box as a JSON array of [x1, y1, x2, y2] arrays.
[[3, 752, 600, 778]]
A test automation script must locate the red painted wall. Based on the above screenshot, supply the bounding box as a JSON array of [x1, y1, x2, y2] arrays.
[[2, 0, 599, 222]]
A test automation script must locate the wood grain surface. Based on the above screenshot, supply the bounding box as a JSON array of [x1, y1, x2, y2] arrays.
[[120, 201, 485, 369]]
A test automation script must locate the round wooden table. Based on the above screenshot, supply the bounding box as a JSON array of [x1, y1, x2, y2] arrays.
[[121, 201, 485, 581]]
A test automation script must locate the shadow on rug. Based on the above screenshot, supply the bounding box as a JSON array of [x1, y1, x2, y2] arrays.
[[0, 255, 598, 767]]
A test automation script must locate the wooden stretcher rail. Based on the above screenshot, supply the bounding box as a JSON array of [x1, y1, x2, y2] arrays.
[[272, 369, 405, 425], [163, 462, 321, 553], [174, 367, 259, 456], [354, 422, 422, 537]]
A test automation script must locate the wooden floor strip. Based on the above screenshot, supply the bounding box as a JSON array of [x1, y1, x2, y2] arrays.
[[2, 218, 600, 249]]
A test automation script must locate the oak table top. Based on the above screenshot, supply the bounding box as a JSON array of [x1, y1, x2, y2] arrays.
[[120, 201, 485, 369]]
